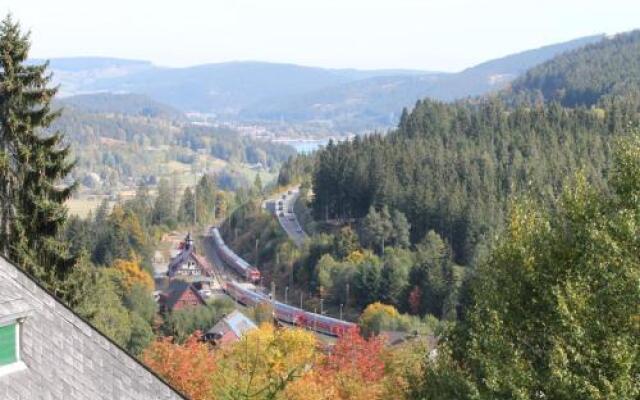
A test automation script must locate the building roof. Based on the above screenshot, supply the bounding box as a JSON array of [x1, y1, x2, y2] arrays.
[[166, 235, 213, 278], [166, 245, 194, 277], [191, 253, 213, 275], [206, 310, 257, 340], [162, 280, 205, 310], [0, 256, 186, 400], [0, 278, 33, 326]]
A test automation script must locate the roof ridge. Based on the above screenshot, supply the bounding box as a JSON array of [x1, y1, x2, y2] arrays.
[[0, 256, 189, 400]]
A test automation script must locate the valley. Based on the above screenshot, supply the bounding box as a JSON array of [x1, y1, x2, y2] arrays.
[[1, 6, 639, 400]]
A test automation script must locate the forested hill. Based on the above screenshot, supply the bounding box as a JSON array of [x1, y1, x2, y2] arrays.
[[58, 93, 185, 120], [36, 34, 602, 133], [286, 98, 640, 266], [507, 30, 640, 106], [52, 100, 295, 192], [241, 34, 603, 131]]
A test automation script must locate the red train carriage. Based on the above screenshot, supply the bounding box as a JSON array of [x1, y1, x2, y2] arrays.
[[224, 282, 356, 336], [224, 282, 268, 307], [211, 227, 261, 283]]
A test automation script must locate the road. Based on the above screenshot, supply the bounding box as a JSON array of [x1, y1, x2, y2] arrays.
[[265, 187, 308, 247]]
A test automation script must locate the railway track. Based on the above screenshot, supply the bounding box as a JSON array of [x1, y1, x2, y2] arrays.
[[202, 226, 356, 337]]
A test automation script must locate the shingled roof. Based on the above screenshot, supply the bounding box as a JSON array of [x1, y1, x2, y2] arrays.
[[0, 256, 187, 400]]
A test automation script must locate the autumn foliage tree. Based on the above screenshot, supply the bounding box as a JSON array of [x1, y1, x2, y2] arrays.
[[142, 332, 216, 400], [324, 328, 385, 385], [286, 328, 387, 400], [213, 323, 318, 399], [417, 135, 640, 399], [359, 302, 403, 337], [142, 323, 419, 400], [112, 257, 154, 292]]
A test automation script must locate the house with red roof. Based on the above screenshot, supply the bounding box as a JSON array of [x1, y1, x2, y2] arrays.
[[159, 280, 206, 313]]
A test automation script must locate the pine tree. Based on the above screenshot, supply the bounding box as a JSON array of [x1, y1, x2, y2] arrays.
[[195, 174, 217, 223], [0, 15, 76, 293], [391, 209, 411, 248], [152, 178, 175, 227], [177, 187, 195, 225], [126, 183, 153, 227]]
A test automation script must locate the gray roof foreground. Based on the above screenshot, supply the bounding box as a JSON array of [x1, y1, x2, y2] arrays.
[[0, 256, 188, 400]]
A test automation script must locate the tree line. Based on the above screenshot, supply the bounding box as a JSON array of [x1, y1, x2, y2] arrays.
[[508, 29, 640, 107], [305, 98, 640, 265]]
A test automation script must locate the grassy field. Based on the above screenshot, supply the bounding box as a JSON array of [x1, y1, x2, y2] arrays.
[[66, 152, 277, 218], [66, 196, 114, 218]]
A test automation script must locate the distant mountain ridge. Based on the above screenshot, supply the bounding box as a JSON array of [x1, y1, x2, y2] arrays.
[[424, 34, 605, 101], [506, 30, 640, 106], [36, 34, 606, 132], [57, 93, 185, 120], [241, 34, 604, 131], [30, 57, 154, 96], [87, 61, 437, 115]]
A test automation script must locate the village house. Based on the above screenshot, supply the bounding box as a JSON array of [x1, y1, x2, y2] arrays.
[[167, 233, 212, 277], [166, 233, 215, 297], [0, 256, 185, 400], [159, 279, 206, 313], [203, 310, 257, 346]]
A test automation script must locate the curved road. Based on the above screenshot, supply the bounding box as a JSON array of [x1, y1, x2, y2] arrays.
[[265, 187, 307, 247]]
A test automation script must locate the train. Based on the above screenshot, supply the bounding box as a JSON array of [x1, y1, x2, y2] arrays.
[[211, 226, 355, 336], [211, 227, 261, 283], [224, 281, 356, 337]]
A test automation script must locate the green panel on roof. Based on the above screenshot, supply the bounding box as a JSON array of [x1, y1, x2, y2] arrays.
[[0, 323, 17, 366]]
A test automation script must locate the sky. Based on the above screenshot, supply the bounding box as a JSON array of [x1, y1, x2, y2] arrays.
[[2, 0, 640, 72]]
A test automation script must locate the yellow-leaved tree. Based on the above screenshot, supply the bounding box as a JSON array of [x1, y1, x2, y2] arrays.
[[359, 302, 404, 337], [112, 257, 154, 292], [212, 323, 318, 399]]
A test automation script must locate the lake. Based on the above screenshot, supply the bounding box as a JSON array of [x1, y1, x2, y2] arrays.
[[280, 139, 329, 154]]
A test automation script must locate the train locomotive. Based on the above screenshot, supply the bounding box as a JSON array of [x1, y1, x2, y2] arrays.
[[211, 227, 261, 283]]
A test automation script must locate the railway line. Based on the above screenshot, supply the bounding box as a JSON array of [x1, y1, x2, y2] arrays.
[[204, 226, 356, 337]]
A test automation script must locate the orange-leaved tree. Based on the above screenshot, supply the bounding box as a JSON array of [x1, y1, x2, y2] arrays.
[[285, 327, 387, 400], [142, 332, 216, 400]]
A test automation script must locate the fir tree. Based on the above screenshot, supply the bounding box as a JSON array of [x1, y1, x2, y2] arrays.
[[178, 187, 195, 225], [0, 15, 76, 293], [152, 177, 175, 227]]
